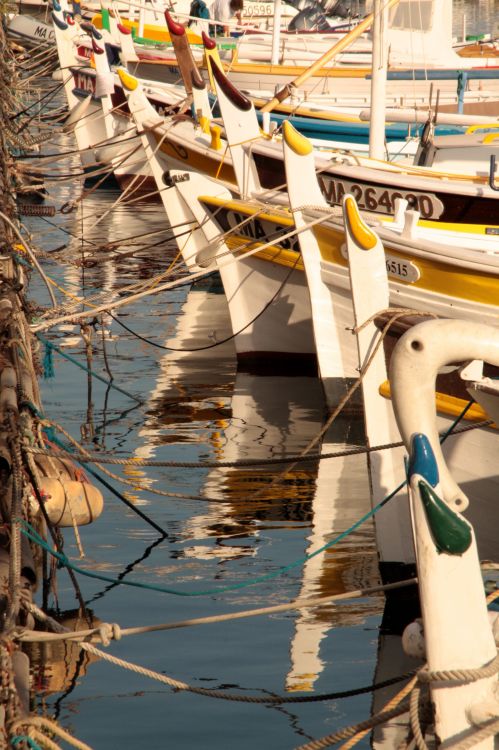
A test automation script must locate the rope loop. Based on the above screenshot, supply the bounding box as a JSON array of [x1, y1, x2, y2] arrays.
[[418, 651, 499, 685], [98, 622, 121, 646], [60, 201, 77, 214]]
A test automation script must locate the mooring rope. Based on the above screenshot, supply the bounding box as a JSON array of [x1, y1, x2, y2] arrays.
[[35, 333, 142, 403], [23, 414, 493, 470], [19, 577, 415, 644], [19, 588, 419, 706], [9, 717, 92, 750]]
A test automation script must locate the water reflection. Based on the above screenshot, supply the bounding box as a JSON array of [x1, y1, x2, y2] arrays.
[[31, 220, 387, 739], [25, 116, 423, 749], [123, 277, 381, 693], [25, 610, 100, 702]]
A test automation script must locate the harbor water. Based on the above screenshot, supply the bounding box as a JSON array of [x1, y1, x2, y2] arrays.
[[22, 1, 497, 746]]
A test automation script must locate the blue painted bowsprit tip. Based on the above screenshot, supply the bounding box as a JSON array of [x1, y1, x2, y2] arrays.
[[51, 11, 68, 30], [408, 433, 439, 488]]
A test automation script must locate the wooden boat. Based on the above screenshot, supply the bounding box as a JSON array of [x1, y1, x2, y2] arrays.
[[345, 204, 499, 744], [7, 13, 56, 46], [117, 51, 499, 237], [121, 62, 499, 591], [121, 0, 499, 117], [51, 3, 187, 187], [119, 64, 499, 376]]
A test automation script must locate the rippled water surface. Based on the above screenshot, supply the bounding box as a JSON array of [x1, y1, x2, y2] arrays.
[[22, 3, 496, 747]]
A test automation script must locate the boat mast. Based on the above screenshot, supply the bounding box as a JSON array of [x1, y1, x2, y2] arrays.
[[270, 0, 283, 66], [368, 0, 388, 159]]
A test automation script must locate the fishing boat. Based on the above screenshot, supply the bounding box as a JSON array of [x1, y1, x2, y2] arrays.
[[120, 58, 499, 590], [118, 63, 499, 383], [121, 0, 499, 117], [343, 201, 499, 745], [51, 3, 190, 186], [117, 52, 499, 236]]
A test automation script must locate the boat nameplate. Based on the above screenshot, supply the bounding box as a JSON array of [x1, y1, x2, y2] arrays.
[[340, 243, 421, 282], [243, 2, 275, 17]]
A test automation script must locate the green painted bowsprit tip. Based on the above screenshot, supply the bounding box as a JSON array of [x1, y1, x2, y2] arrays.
[[418, 479, 472, 555]]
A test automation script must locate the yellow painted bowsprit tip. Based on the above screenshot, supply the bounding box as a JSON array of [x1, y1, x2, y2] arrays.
[[344, 195, 378, 251], [117, 67, 138, 91], [282, 120, 313, 156]]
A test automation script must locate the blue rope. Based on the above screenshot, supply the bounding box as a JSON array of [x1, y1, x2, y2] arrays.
[[19, 476, 401, 597], [42, 339, 54, 379], [36, 333, 142, 403], [13, 253, 34, 269], [11, 737, 43, 749], [19, 395, 476, 597]]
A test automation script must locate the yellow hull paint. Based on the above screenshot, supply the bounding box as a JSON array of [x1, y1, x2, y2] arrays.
[[315, 222, 499, 307], [91, 14, 202, 44], [249, 97, 363, 124], [379, 380, 495, 427], [201, 196, 499, 309], [226, 60, 372, 79], [380, 216, 499, 235], [201, 196, 304, 270], [155, 136, 237, 185]]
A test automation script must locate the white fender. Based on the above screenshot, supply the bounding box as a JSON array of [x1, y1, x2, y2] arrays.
[[33, 477, 104, 527], [92, 39, 115, 100]]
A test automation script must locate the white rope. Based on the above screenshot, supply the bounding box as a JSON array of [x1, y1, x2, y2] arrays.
[[18, 579, 416, 643], [30, 209, 336, 332]]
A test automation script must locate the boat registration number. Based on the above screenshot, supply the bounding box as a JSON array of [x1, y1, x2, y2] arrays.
[[243, 2, 274, 16], [215, 208, 300, 251], [73, 71, 96, 96], [317, 175, 444, 219], [76, 44, 92, 61], [340, 244, 420, 282]]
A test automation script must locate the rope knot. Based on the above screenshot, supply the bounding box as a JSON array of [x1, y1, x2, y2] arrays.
[[98, 622, 121, 647]]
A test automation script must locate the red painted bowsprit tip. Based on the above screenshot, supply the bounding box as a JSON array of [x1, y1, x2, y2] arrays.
[[164, 10, 185, 36], [202, 31, 216, 49]]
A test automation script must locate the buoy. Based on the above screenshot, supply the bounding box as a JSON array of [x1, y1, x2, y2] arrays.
[[31, 477, 104, 527]]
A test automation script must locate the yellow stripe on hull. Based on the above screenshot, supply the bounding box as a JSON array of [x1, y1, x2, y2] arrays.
[[380, 216, 499, 235], [250, 98, 363, 124], [225, 62, 372, 79], [155, 137, 237, 185], [413, 219, 499, 235], [200, 197, 499, 309], [226, 235, 305, 270], [379, 380, 495, 426], [314, 222, 499, 307]]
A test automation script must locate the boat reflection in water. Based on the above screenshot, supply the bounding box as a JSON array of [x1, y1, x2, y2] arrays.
[[286, 417, 380, 692], [25, 610, 101, 700], [132, 278, 381, 693]]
